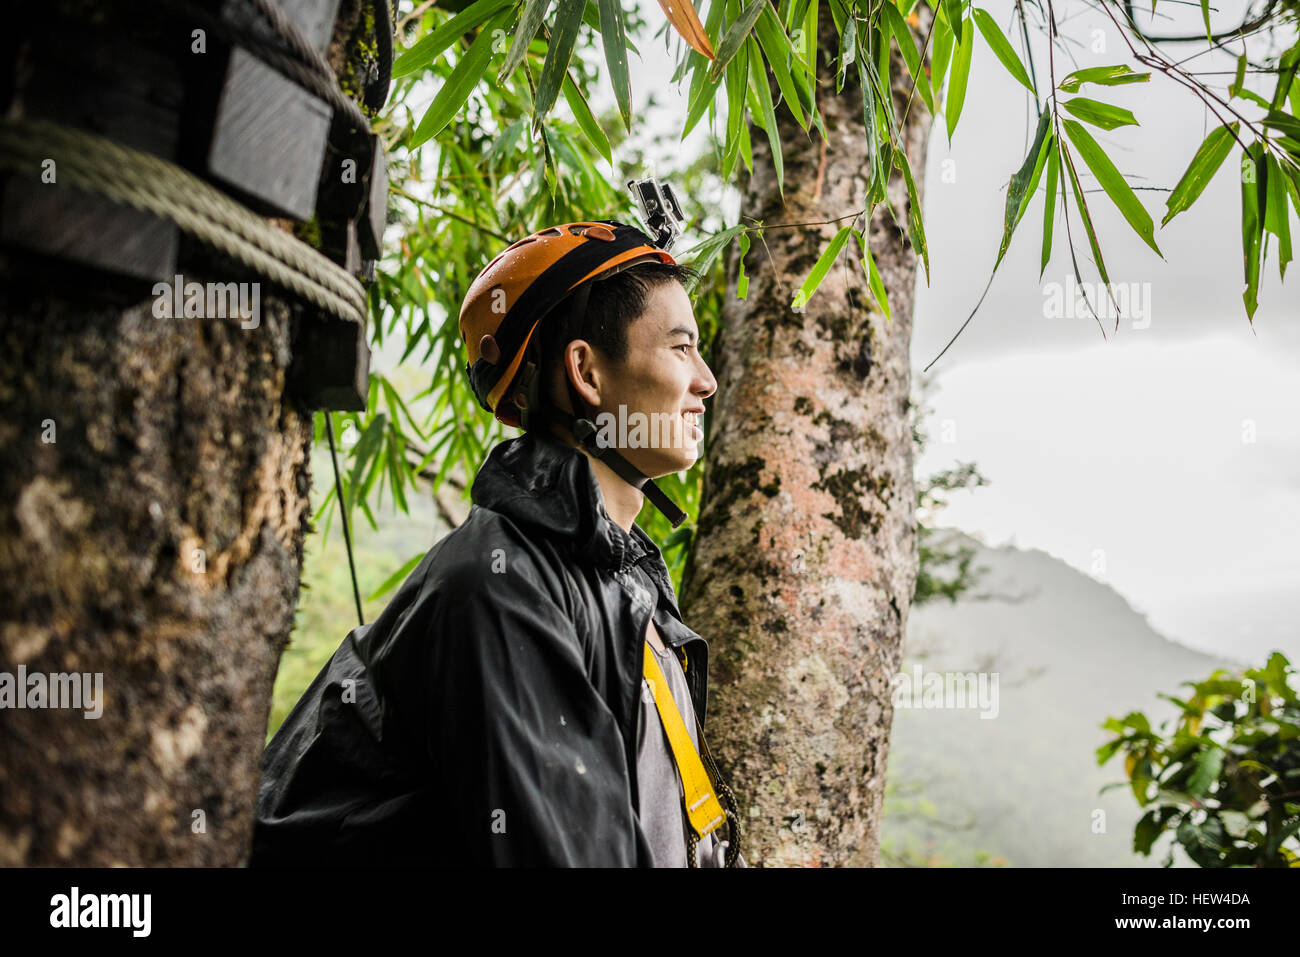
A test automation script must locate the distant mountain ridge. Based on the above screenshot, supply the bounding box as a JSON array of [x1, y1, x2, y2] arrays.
[[883, 528, 1240, 867]]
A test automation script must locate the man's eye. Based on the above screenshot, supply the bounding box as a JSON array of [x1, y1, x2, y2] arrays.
[[674, 344, 692, 353]]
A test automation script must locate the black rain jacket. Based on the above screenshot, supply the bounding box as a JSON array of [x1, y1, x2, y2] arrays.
[[251, 428, 714, 866]]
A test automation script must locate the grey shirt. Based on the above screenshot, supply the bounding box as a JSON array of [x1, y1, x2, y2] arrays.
[[636, 637, 723, 867]]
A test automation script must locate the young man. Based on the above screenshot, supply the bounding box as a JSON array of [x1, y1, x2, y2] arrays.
[[252, 219, 745, 867]]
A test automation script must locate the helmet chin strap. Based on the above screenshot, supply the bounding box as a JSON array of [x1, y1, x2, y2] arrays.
[[514, 281, 688, 530], [547, 406, 689, 531]]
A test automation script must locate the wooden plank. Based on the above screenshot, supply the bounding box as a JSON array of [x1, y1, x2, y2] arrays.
[[278, 0, 344, 54], [1, 177, 179, 282], [219, 0, 343, 56], [318, 219, 361, 275], [315, 117, 374, 223], [18, 22, 183, 160], [289, 314, 370, 411], [207, 46, 331, 221], [359, 138, 387, 260]]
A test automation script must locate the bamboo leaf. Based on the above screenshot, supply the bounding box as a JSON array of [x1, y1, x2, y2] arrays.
[[683, 0, 733, 139], [534, 0, 587, 122], [1062, 96, 1138, 131], [1062, 143, 1113, 291], [895, 148, 930, 283], [722, 49, 747, 180], [943, 0, 964, 32], [1262, 109, 1300, 142], [1263, 152, 1292, 280], [836, 5, 857, 92], [348, 414, 388, 511], [393, 0, 516, 78], [973, 6, 1035, 93], [855, 43, 882, 201], [853, 228, 891, 321], [792, 225, 853, 309], [930, 12, 954, 96], [412, 11, 510, 147], [681, 224, 746, 280], [996, 109, 1052, 267], [1271, 41, 1300, 110], [882, 1, 934, 114], [748, 36, 784, 195], [1236, 87, 1274, 111], [657, 0, 716, 60], [1062, 118, 1162, 257], [736, 230, 752, 299], [498, 0, 552, 84], [1228, 52, 1247, 100], [366, 551, 427, 603], [946, 15, 973, 140], [753, 4, 808, 127], [385, 429, 409, 514], [561, 70, 612, 164], [380, 375, 427, 442], [1041, 138, 1060, 278], [1162, 122, 1238, 226], [798, 0, 818, 119], [709, 0, 768, 82], [597, 0, 634, 131], [1058, 64, 1149, 94]]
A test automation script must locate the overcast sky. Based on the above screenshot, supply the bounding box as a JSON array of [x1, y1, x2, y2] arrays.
[[611, 0, 1299, 666], [911, 0, 1299, 666]]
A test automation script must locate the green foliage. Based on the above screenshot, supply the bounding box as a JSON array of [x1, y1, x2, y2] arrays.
[[972, 6, 1034, 94], [1098, 652, 1300, 867], [326, 0, 1300, 599]]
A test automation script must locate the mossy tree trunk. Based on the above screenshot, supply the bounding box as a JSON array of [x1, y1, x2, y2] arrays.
[[683, 8, 932, 866], [0, 0, 376, 866]]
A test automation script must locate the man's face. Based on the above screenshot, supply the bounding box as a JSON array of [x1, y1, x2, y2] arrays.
[[560, 281, 718, 478]]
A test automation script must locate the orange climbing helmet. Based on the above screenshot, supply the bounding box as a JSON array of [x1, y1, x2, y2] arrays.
[[459, 220, 675, 429], [458, 181, 693, 528]]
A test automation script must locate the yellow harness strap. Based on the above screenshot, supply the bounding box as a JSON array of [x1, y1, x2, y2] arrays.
[[642, 641, 727, 840]]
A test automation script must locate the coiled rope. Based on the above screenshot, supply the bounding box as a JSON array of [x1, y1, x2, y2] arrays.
[[0, 117, 367, 326]]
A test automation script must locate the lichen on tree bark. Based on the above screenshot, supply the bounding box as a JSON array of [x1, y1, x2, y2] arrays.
[[0, 0, 379, 866], [682, 8, 930, 867]]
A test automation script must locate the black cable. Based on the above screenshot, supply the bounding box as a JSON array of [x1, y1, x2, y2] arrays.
[[326, 414, 366, 627]]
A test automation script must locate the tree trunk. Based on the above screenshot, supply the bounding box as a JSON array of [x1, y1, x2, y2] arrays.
[[0, 0, 374, 866], [683, 7, 931, 866]]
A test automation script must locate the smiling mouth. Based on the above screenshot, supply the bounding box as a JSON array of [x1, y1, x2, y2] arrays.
[[681, 411, 703, 439]]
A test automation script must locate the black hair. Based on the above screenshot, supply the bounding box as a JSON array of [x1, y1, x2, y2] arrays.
[[529, 260, 700, 426]]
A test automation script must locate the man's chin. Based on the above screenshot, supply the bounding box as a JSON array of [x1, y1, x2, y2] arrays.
[[626, 448, 698, 479]]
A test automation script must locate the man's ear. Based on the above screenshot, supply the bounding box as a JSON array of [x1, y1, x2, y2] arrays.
[[563, 339, 604, 410]]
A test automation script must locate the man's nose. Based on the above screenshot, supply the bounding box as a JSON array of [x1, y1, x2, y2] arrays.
[[695, 357, 718, 399]]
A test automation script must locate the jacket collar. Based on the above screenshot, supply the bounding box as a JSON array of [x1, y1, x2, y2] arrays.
[[472, 428, 666, 576]]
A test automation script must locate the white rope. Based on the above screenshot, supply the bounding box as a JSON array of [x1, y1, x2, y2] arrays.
[[0, 118, 368, 325]]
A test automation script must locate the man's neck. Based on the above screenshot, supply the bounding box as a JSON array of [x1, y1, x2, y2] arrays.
[[546, 425, 642, 534]]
